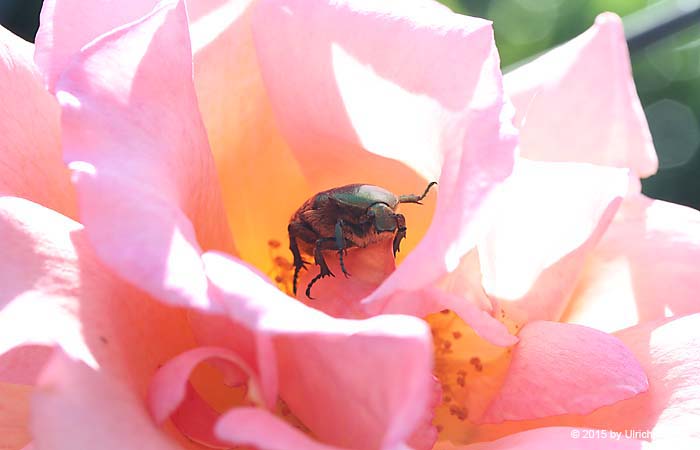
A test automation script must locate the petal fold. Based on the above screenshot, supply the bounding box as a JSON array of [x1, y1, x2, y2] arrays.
[[563, 195, 700, 332], [481, 321, 648, 423], [31, 351, 179, 450], [35, 0, 157, 91], [478, 160, 630, 322], [0, 196, 196, 407], [504, 13, 657, 177]]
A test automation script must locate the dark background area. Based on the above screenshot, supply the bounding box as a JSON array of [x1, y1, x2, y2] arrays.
[[2, 0, 698, 210]]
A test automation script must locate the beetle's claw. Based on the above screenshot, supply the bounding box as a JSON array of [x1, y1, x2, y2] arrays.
[[305, 269, 333, 299]]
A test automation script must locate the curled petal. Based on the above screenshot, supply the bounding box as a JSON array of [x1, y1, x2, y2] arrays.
[[478, 160, 630, 322], [204, 251, 435, 450], [148, 346, 258, 424], [0, 27, 75, 219], [505, 13, 657, 177], [168, 383, 230, 449], [481, 321, 648, 423], [563, 195, 700, 332], [55, 0, 233, 311]]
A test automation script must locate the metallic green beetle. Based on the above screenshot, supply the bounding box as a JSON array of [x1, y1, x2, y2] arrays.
[[288, 181, 437, 299]]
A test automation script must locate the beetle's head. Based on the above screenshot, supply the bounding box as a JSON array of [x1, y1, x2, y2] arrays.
[[398, 181, 437, 205], [368, 203, 398, 232]]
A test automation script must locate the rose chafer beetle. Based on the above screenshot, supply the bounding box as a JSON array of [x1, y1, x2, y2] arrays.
[[288, 181, 437, 299]]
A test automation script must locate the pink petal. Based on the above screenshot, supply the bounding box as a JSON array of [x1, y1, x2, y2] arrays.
[[252, 0, 517, 302], [0, 26, 75, 219], [55, 0, 234, 311], [34, 0, 157, 91], [203, 251, 436, 450], [478, 160, 630, 322], [481, 321, 648, 423], [31, 351, 179, 450], [434, 427, 643, 450], [563, 194, 700, 332], [504, 13, 657, 178], [450, 317, 700, 445], [0, 196, 196, 404], [569, 314, 700, 445], [216, 407, 341, 450]]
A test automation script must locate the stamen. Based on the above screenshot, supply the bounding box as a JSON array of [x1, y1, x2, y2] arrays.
[[266, 238, 294, 295], [426, 309, 516, 443]]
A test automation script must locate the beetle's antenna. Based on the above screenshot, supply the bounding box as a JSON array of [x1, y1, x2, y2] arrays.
[[398, 181, 437, 204]]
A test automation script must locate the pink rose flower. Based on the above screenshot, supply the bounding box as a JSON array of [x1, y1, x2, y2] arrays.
[[1, 1, 698, 449]]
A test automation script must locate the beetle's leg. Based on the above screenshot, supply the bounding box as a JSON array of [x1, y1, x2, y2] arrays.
[[335, 219, 351, 278], [313, 237, 335, 278], [392, 213, 407, 257], [288, 223, 313, 295], [305, 237, 336, 299]]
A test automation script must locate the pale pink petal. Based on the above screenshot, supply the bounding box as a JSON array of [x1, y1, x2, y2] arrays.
[[0, 196, 196, 401], [563, 195, 700, 332], [434, 427, 644, 450], [216, 407, 341, 450], [478, 160, 630, 322], [481, 321, 648, 423], [0, 382, 32, 450], [55, 0, 233, 311], [34, 0, 157, 91], [204, 251, 435, 450], [253, 0, 517, 305], [31, 351, 179, 450], [0, 27, 75, 219], [504, 13, 657, 177]]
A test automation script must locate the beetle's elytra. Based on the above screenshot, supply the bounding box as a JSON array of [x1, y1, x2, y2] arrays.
[[288, 182, 437, 299]]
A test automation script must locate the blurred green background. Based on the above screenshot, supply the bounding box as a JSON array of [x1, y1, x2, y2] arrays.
[[2, 0, 698, 210]]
